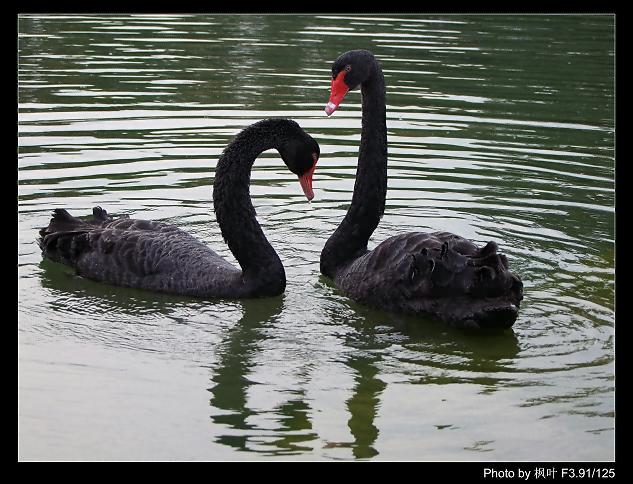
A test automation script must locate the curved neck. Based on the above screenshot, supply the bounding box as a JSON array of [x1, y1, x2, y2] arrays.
[[321, 60, 388, 278], [213, 121, 287, 291]]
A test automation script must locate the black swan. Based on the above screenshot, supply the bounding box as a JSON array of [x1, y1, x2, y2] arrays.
[[321, 50, 523, 329], [38, 119, 320, 298]]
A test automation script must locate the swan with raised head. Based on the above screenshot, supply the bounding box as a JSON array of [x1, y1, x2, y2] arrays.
[[38, 118, 320, 298], [321, 50, 523, 329]]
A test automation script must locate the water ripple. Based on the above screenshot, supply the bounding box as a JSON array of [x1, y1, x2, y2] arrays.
[[18, 13, 614, 461]]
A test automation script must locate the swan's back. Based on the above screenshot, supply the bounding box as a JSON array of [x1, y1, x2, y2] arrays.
[[38, 207, 242, 297], [334, 232, 523, 329]]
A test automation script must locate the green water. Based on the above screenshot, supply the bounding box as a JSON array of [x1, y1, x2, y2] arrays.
[[18, 14, 614, 461]]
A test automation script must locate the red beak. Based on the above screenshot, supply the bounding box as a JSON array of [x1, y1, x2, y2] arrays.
[[324, 70, 350, 116], [298, 156, 318, 201]]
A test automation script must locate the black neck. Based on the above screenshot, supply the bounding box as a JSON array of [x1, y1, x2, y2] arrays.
[[321, 60, 388, 278], [213, 121, 287, 290]]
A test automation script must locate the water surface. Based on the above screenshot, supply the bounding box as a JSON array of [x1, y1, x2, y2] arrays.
[[18, 14, 614, 461]]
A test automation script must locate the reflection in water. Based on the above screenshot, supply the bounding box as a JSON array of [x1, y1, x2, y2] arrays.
[[38, 257, 190, 316], [338, 354, 386, 459], [208, 296, 389, 458], [208, 297, 319, 455], [320, 294, 521, 459]]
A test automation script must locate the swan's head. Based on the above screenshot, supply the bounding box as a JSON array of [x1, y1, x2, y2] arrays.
[[278, 126, 320, 201], [325, 49, 376, 116]]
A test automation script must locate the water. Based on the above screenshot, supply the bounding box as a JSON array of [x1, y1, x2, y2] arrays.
[[17, 14, 615, 461]]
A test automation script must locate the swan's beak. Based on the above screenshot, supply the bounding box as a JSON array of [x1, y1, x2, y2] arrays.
[[325, 70, 349, 116], [298, 159, 317, 201], [324, 101, 338, 116]]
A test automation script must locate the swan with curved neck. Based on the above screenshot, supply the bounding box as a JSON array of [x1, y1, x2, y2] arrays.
[[321, 50, 523, 329], [38, 119, 320, 298]]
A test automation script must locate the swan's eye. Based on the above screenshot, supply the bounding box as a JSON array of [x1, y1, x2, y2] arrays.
[[312, 152, 318, 162], [344, 65, 352, 72]]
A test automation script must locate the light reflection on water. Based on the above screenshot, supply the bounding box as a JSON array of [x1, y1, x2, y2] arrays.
[[18, 14, 614, 460]]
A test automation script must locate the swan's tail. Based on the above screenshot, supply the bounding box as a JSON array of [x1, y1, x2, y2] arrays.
[[464, 241, 523, 298], [416, 239, 523, 303], [425, 239, 523, 328], [355, 233, 524, 329], [37, 207, 111, 266]]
